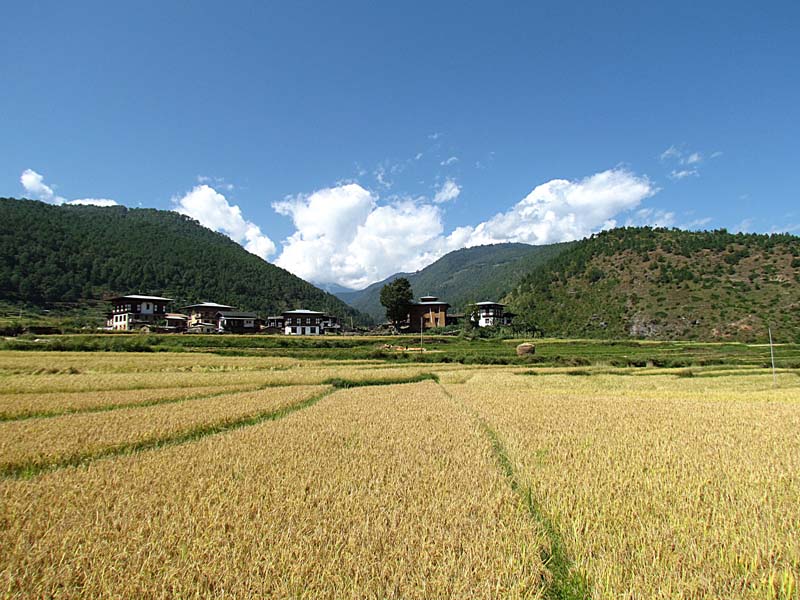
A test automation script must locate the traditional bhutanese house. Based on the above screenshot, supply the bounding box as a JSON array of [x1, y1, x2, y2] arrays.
[[216, 311, 259, 334], [474, 301, 514, 327], [164, 313, 189, 332], [265, 315, 285, 332], [406, 295, 450, 332], [282, 309, 324, 335], [322, 314, 341, 333], [182, 302, 234, 330], [107, 295, 172, 331]]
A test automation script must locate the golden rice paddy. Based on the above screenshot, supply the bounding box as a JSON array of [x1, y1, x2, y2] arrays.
[[1, 350, 799, 598]]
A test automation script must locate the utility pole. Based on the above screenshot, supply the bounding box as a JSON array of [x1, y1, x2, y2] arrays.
[[769, 326, 777, 388], [420, 317, 423, 348]]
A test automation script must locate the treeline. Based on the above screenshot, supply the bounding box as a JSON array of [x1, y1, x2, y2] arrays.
[[507, 227, 800, 341], [0, 198, 366, 323]]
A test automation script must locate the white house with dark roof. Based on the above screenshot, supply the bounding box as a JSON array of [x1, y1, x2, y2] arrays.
[[107, 294, 172, 331], [282, 309, 325, 335], [474, 301, 514, 327], [217, 311, 259, 333]]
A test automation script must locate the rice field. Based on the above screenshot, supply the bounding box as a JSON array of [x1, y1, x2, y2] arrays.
[[1, 349, 799, 598]]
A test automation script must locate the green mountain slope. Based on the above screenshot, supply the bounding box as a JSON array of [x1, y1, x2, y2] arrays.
[[337, 242, 572, 321], [0, 198, 367, 325], [507, 227, 800, 342]]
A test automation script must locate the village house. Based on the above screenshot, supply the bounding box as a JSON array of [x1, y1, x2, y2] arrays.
[[282, 309, 325, 335], [406, 295, 450, 332], [282, 309, 324, 335], [217, 311, 259, 333], [183, 302, 234, 332], [107, 295, 171, 331], [322, 314, 341, 333], [164, 313, 189, 332], [474, 301, 514, 327], [267, 311, 341, 335], [265, 315, 284, 331]]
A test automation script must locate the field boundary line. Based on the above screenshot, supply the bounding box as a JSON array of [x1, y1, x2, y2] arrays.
[[0, 386, 335, 480], [0, 384, 271, 422], [438, 382, 591, 600], [0, 379, 325, 396], [1, 375, 444, 480]]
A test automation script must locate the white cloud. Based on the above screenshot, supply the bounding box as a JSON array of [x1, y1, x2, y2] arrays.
[[273, 183, 425, 289], [415, 152, 423, 160], [660, 145, 682, 161], [173, 185, 275, 260], [685, 152, 702, 164], [20, 169, 65, 204], [661, 145, 704, 166], [374, 165, 392, 188], [625, 207, 676, 228], [440, 156, 458, 166], [458, 168, 655, 246], [68, 198, 119, 207], [273, 168, 656, 289], [197, 175, 234, 191], [682, 216, 713, 229], [669, 169, 699, 180], [20, 168, 118, 206], [433, 178, 461, 203], [660, 145, 716, 179]]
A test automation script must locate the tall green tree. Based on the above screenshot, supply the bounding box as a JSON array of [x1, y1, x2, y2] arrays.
[[380, 277, 413, 329]]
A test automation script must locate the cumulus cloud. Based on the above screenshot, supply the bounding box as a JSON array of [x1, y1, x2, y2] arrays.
[[272, 183, 430, 289], [440, 156, 458, 166], [21, 168, 118, 206], [20, 169, 63, 203], [273, 168, 656, 289], [174, 185, 275, 260], [457, 168, 655, 246], [433, 178, 460, 203], [68, 198, 119, 207]]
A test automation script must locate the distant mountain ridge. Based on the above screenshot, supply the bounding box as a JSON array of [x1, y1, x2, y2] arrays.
[[0, 198, 368, 324], [506, 227, 800, 341], [335, 242, 572, 321]]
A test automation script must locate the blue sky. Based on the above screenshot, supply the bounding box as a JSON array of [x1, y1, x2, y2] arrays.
[[2, 1, 798, 288]]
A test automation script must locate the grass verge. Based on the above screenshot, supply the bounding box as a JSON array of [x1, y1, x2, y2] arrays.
[[438, 382, 591, 600]]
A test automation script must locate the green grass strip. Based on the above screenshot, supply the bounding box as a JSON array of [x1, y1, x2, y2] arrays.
[[481, 422, 591, 600], [1, 387, 335, 480], [323, 372, 439, 389], [438, 382, 591, 600]]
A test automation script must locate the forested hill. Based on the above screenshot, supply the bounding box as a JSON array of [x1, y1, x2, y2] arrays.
[[336, 242, 572, 321], [506, 227, 800, 342], [0, 198, 366, 323]]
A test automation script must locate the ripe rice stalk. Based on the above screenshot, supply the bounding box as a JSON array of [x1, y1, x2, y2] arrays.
[[0, 380, 549, 598], [0, 384, 259, 420], [448, 371, 800, 598], [0, 385, 329, 477]]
